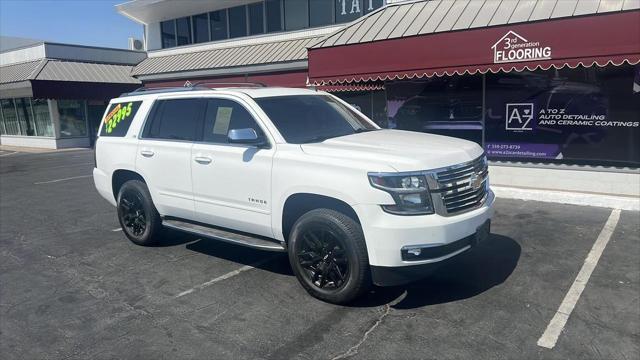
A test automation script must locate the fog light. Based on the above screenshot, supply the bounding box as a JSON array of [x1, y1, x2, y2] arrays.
[[407, 248, 422, 256]]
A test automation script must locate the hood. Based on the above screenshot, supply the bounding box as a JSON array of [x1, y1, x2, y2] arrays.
[[300, 129, 483, 172]]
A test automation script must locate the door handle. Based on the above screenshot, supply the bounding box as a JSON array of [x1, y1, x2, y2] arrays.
[[194, 156, 212, 165], [140, 150, 154, 157]]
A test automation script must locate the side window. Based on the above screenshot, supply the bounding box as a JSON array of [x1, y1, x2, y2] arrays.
[[202, 99, 265, 144], [100, 101, 142, 137], [143, 98, 204, 141]]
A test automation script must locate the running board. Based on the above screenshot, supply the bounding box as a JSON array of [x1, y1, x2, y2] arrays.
[[162, 218, 286, 252]]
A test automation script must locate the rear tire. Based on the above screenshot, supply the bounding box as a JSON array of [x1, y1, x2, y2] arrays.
[[288, 208, 370, 304], [116, 180, 162, 246]]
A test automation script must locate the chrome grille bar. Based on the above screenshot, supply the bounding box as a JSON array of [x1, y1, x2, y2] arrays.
[[431, 155, 488, 215]]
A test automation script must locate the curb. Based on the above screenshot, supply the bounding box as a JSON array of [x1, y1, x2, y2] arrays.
[[492, 186, 640, 211]]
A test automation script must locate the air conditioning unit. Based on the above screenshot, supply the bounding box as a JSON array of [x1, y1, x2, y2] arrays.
[[128, 37, 144, 51]]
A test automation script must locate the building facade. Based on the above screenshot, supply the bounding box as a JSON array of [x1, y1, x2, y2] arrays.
[[0, 39, 145, 149], [117, 0, 386, 87], [308, 0, 640, 169]]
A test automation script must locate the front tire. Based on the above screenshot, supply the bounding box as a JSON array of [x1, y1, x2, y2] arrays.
[[288, 209, 370, 304], [116, 180, 162, 246]]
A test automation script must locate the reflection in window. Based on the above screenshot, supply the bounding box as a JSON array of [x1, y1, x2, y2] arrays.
[[15, 98, 35, 136], [210, 10, 228, 41], [160, 20, 176, 48], [228, 5, 248, 38], [1, 99, 20, 135], [284, 0, 309, 30], [265, 0, 283, 33], [310, 0, 334, 27], [386, 76, 483, 144], [193, 13, 210, 43], [249, 2, 265, 35], [58, 100, 87, 138], [31, 99, 54, 137], [176, 17, 192, 46]]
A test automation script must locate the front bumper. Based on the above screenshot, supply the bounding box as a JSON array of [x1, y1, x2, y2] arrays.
[[354, 189, 494, 275], [370, 219, 490, 286]]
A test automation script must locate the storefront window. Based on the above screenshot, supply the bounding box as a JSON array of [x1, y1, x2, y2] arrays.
[[336, 0, 362, 23], [193, 13, 210, 44], [385, 75, 484, 144], [15, 98, 35, 136], [1, 99, 20, 135], [176, 17, 192, 46], [485, 65, 640, 166], [336, 90, 387, 127], [58, 100, 87, 138], [310, 0, 334, 27], [265, 0, 283, 33], [156, 1, 384, 49], [160, 20, 176, 48], [31, 99, 54, 137], [284, 0, 309, 30], [249, 2, 265, 35], [210, 10, 228, 41], [228, 5, 248, 38]]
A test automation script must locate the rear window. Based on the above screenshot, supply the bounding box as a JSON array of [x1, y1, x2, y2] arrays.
[[142, 98, 205, 141], [100, 101, 142, 137]]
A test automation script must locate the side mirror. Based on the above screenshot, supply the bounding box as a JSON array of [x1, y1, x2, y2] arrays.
[[228, 128, 268, 147]]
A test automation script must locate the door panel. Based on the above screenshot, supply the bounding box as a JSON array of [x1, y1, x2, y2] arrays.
[[191, 97, 274, 237], [192, 143, 274, 237], [134, 98, 205, 220], [136, 140, 194, 219]]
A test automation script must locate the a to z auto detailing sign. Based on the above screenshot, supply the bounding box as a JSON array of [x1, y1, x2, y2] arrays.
[[492, 30, 551, 64], [100, 101, 142, 137]]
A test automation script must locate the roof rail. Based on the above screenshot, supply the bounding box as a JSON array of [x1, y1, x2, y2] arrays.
[[118, 81, 267, 97], [190, 81, 266, 88], [118, 86, 203, 97]]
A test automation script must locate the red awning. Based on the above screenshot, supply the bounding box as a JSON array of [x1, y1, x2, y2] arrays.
[[315, 83, 385, 92], [308, 11, 640, 85]]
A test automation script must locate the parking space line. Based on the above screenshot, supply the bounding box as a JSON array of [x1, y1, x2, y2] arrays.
[[111, 228, 122, 232], [537, 209, 621, 349], [175, 256, 276, 298], [34, 174, 92, 185], [0, 151, 18, 157]]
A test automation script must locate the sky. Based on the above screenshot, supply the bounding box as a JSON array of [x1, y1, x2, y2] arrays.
[[0, 0, 143, 49]]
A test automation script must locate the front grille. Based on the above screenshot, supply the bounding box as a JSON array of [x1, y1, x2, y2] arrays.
[[434, 155, 488, 215]]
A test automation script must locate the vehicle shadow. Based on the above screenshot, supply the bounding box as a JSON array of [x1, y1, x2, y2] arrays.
[[350, 234, 521, 309], [182, 235, 293, 276], [160, 230, 520, 309]]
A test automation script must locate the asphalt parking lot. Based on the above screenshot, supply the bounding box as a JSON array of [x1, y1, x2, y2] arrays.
[[0, 149, 638, 360]]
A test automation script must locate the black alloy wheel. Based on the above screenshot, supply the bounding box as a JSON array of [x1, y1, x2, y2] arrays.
[[117, 180, 162, 246], [120, 190, 147, 237], [288, 208, 370, 304], [297, 227, 349, 290]]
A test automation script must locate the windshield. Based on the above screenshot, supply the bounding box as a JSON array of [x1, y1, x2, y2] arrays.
[[255, 95, 378, 144]]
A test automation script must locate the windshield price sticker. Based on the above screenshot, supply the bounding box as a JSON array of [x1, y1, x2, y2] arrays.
[[104, 102, 134, 134]]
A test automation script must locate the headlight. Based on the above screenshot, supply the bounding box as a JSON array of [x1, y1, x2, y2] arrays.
[[368, 173, 434, 215]]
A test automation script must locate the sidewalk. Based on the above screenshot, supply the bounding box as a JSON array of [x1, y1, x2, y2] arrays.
[[0, 145, 88, 154]]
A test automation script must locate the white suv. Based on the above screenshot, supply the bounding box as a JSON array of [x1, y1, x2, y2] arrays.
[[93, 85, 494, 304]]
